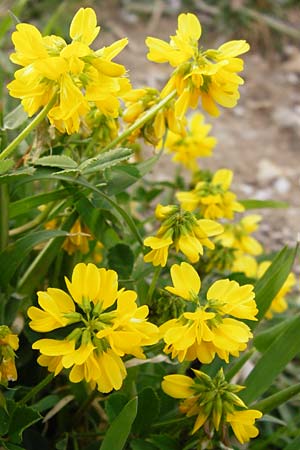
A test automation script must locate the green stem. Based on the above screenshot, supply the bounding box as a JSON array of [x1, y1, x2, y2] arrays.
[[0, 93, 57, 161], [147, 266, 162, 305], [18, 373, 54, 406], [102, 90, 176, 152], [9, 202, 54, 236], [0, 184, 9, 251]]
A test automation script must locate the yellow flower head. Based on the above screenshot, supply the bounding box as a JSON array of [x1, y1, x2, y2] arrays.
[[62, 219, 91, 255], [143, 204, 223, 267], [0, 325, 19, 385], [146, 13, 249, 118], [7, 8, 130, 134], [217, 214, 263, 256], [28, 263, 159, 393], [160, 262, 257, 363], [162, 369, 262, 444], [177, 168, 244, 218], [164, 113, 217, 171]]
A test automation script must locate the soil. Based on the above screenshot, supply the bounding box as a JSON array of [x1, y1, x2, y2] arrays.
[[94, 2, 300, 260]]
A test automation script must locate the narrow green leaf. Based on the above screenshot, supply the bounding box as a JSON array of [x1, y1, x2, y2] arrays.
[[0, 167, 35, 183], [240, 199, 289, 209], [79, 147, 133, 174], [0, 230, 68, 287], [100, 397, 138, 450], [17, 213, 76, 294], [253, 382, 300, 413], [130, 440, 157, 450], [105, 393, 128, 423], [33, 155, 78, 169], [132, 388, 160, 434], [253, 316, 297, 353], [254, 245, 297, 321], [107, 155, 159, 195], [9, 189, 70, 218], [241, 315, 300, 404], [3, 104, 28, 130]]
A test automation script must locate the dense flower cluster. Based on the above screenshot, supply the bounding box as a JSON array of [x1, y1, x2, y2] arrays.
[[160, 262, 257, 363], [7, 8, 130, 134], [28, 263, 159, 392], [146, 13, 249, 118], [0, 325, 19, 386], [162, 369, 262, 444], [177, 168, 244, 218], [163, 113, 217, 171], [144, 204, 223, 266]]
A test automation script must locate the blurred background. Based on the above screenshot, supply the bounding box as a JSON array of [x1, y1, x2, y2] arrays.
[[1, 0, 300, 253]]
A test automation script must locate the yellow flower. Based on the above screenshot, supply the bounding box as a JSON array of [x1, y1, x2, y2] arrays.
[[62, 219, 91, 255], [227, 409, 263, 444], [162, 369, 262, 444], [28, 263, 159, 393], [143, 204, 223, 267], [7, 8, 130, 134], [177, 169, 244, 218], [0, 325, 19, 385], [160, 262, 257, 363], [164, 113, 217, 171], [217, 214, 263, 256], [146, 13, 249, 118]]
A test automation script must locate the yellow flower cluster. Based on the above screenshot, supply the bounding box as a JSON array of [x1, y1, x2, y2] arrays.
[[146, 13, 249, 118], [0, 325, 19, 385], [7, 8, 130, 134], [28, 263, 158, 393], [162, 369, 262, 444], [177, 168, 244, 219], [160, 262, 257, 363], [217, 214, 263, 256], [164, 113, 217, 171], [144, 204, 223, 267]]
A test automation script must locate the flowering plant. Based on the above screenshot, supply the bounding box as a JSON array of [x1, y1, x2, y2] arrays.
[[0, 6, 298, 450]]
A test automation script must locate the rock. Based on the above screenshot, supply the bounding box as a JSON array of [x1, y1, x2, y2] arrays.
[[257, 159, 282, 184], [273, 177, 291, 195]]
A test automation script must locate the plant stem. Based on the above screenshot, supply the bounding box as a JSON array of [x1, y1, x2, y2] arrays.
[[147, 266, 162, 305], [18, 373, 54, 406], [9, 202, 54, 236], [102, 90, 176, 152], [0, 93, 57, 161]]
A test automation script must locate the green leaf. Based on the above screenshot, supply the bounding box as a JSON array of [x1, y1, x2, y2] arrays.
[[8, 403, 41, 442], [107, 156, 159, 195], [105, 393, 129, 423], [0, 229, 68, 287], [0, 159, 14, 174], [0, 405, 10, 435], [100, 397, 138, 450], [241, 315, 300, 404], [240, 199, 289, 209], [108, 244, 134, 279], [33, 155, 78, 170], [9, 189, 71, 218], [0, 167, 35, 183], [253, 382, 300, 413], [254, 245, 297, 321], [132, 388, 160, 435], [253, 316, 297, 352], [3, 104, 28, 130], [17, 213, 76, 294], [130, 440, 157, 450], [148, 435, 180, 450], [32, 395, 60, 413], [284, 435, 300, 450], [79, 147, 133, 175]]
